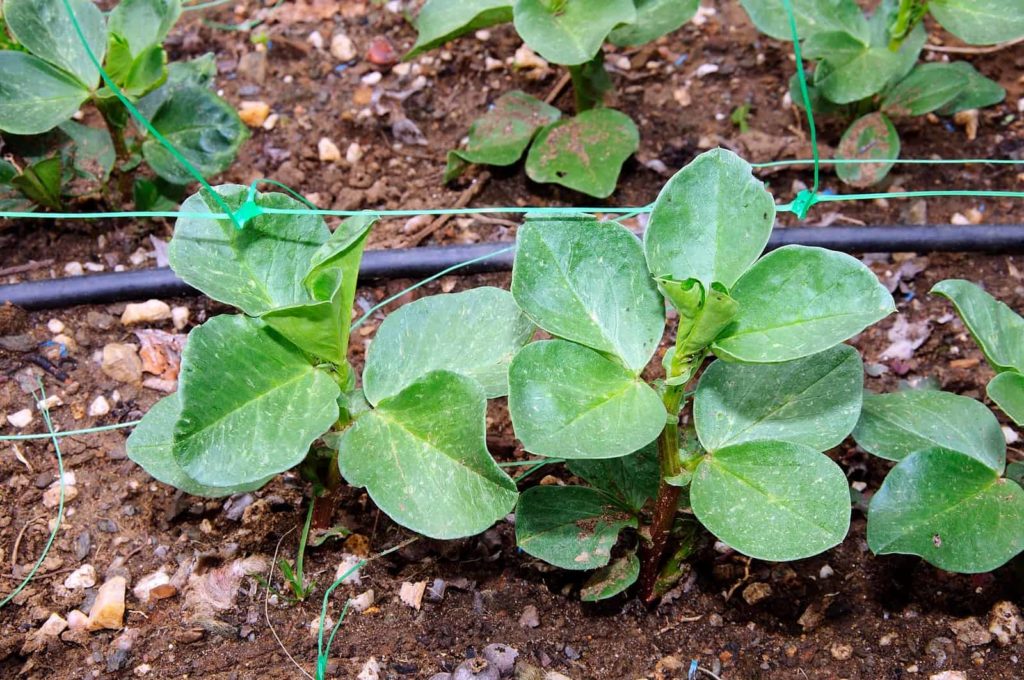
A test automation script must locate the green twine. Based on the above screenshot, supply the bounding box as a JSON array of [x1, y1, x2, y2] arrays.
[[781, 0, 821, 196]]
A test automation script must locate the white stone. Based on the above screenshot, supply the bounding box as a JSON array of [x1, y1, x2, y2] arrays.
[[133, 570, 171, 603], [36, 395, 62, 411], [47, 319, 66, 334], [88, 395, 111, 417], [43, 481, 77, 508], [134, 664, 152, 676], [37, 612, 68, 638], [171, 306, 190, 331], [392, 62, 411, 76], [83, 262, 105, 272], [6, 408, 32, 428], [346, 143, 363, 164], [349, 589, 375, 612], [1002, 426, 1019, 445], [64, 261, 84, 276], [64, 564, 97, 589], [335, 554, 362, 585], [695, 63, 720, 78], [330, 33, 356, 62], [818, 564, 834, 579], [67, 609, 89, 630], [53, 334, 76, 352], [87, 576, 127, 630], [307, 30, 324, 51], [929, 673, 967, 680], [361, 71, 382, 85], [121, 299, 172, 325], [514, 45, 548, 71], [318, 137, 342, 163], [399, 581, 426, 610], [474, 29, 491, 41], [357, 658, 381, 680], [485, 56, 504, 71]]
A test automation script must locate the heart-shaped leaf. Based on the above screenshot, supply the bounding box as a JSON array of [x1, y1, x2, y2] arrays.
[[882, 63, 969, 116], [608, 0, 699, 46], [644, 148, 775, 289], [512, 216, 664, 371], [836, 112, 900, 188], [127, 394, 273, 497], [524, 109, 638, 198], [868, 447, 1024, 572], [567, 441, 660, 512], [4, 0, 107, 88], [929, 0, 1024, 45], [739, 0, 868, 43], [337, 370, 518, 539], [935, 61, 1006, 115], [109, 0, 182, 57], [0, 52, 90, 135], [695, 345, 863, 452], [508, 340, 665, 459], [853, 389, 1005, 471], [712, 245, 895, 363], [169, 185, 330, 316], [580, 553, 640, 601], [690, 440, 851, 561], [144, 86, 249, 184], [932, 279, 1024, 373], [515, 485, 636, 569], [513, 0, 636, 65], [173, 315, 340, 486], [406, 0, 512, 59], [988, 372, 1024, 426], [362, 287, 535, 404]]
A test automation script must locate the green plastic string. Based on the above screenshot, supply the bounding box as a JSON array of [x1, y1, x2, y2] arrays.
[[181, 0, 233, 11], [750, 158, 1024, 169], [781, 0, 821, 217], [0, 420, 141, 442], [57, 0, 244, 228], [0, 381, 65, 610]]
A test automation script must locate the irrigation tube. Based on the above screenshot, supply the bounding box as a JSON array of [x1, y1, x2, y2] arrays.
[[1, 224, 1022, 310]]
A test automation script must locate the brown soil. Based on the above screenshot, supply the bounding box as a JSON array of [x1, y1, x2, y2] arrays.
[[2, 1, 1024, 679]]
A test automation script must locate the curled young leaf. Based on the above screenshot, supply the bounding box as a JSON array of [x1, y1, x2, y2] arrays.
[[566, 442, 660, 513], [108, 0, 183, 58]]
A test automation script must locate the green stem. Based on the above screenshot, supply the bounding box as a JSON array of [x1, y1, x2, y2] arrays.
[[96, 101, 132, 202]]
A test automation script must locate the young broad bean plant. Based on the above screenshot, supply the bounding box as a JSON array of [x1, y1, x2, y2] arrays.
[[405, 0, 700, 198], [741, 0, 1016, 187], [0, 0, 247, 211]]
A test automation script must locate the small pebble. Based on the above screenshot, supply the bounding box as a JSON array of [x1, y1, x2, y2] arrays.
[[87, 576, 127, 630], [695, 63, 720, 77], [366, 36, 398, 66], [830, 643, 853, 660], [101, 343, 143, 384], [357, 657, 381, 680], [818, 564, 834, 579], [346, 143, 363, 164], [331, 32, 356, 61], [47, 319, 65, 334], [64, 564, 97, 589], [318, 137, 342, 163], [171, 306, 190, 331], [64, 261, 84, 276], [88, 396, 111, 417], [1003, 427, 1019, 445], [7, 408, 33, 428], [238, 101, 271, 128], [307, 30, 324, 50], [361, 71, 382, 85], [399, 581, 426, 610], [349, 589, 375, 612], [452, 658, 499, 680], [482, 644, 518, 674], [121, 300, 171, 325], [519, 604, 540, 628]]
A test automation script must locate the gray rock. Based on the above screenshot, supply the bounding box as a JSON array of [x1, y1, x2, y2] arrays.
[[482, 644, 518, 675], [453, 658, 500, 680]]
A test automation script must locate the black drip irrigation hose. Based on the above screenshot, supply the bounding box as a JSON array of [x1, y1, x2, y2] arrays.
[[1, 224, 1022, 310]]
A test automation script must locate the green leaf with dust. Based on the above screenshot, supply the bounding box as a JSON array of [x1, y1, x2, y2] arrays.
[[446, 91, 560, 182], [835, 112, 900, 188], [261, 271, 351, 364], [988, 372, 1024, 427], [690, 440, 851, 561], [1007, 461, 1024, 487], [144, 86, 249, 185], [928, 0, 1024, 45], [59, 121, 115, 182], [136, 53, 217, 119], [362, 287, 535, 404], [508, 340, 665, 459], [608, 0, 698, 46], [406, 0, 512, 60], [337, 370, 518, 539], [666, 280, 738, 361], [567, 441, 659, 512], [882, 63, 969, 117], [169, 184, 330, 316], [644, 148, 775, 289], [852, 389, 1005, 471], [935, 62, 1006, 115], [511, 216, 663, 371], [304, 214, 376, 293], [581, 553, 640, 601], [5, 0, 107, 87], [513, 0, 636, 65], [0, 52, 90, 135], [11, 157, 62, 210], [712, 245, 895, 363], [173, 315, 340, 487], [932, 279, 1024, 374], [127, 394, 272, 497], [524, 108, 638, 198], [133, 178, 184, 211], [739, 0, 868, 43], [695, 345, 863, 453], [515, 485, 636, 569], [109, 0, 182, 57], [868, 447, 1024, 572]]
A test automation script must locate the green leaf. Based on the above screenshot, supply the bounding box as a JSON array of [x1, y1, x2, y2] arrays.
[[515, 485, 636, 569], [124, 45, 169, 97], [260, 272, 351, 364], [739, 0, 868, 42], [932, 279, 1024, 373], [508, 340, 665, 459], [59, 121, 115, 182], [580, 553, 640, 601], [511, 216, 663, 371], [136, 53, 217, 119], [0, 51, 90, 135], [304, 214, 376, 292], [337, 370, 518, 539], [712, 245, 895, 363], [835, 112, 900, 188], [0, 159, 17, 184], [5, 0, 107, 88], [144, 85, 249, 184], [524, 109, 638, 198], [133, 177, 184, 211], [127, 394, 272, 497], [608, 0, 698, 46], [513, 0, 636, 65], [11, 157, 62, 210], [929, 0, 1024, 45], [406, 0, 512, 59], [867, 447, 1024, 572], [567, 441, 659, 512], [695, 345, 863, 452], [690, 440, 851, 561], [988, 372, 1024, 427], [852, 390, 1005, 471], [935, 62, 1006, 115], [1007, 461, 1024, 487], [169, 184, 330, 316], [109, 0, 182, 57], [173, 315, 340, 487], [644, 148, 775, 289], [448, 91, 560, 175], [567, 52, 613, 111], [363, 287, 534, 404], [882, 63, 969, 116]]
